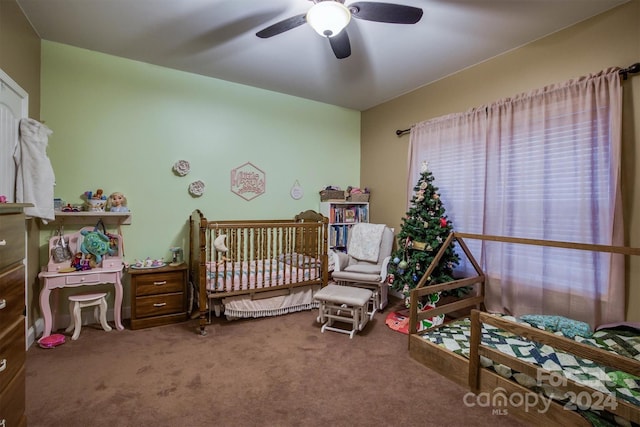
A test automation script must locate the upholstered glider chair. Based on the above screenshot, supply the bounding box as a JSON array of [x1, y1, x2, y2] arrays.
[[331, 223, 394, 318]]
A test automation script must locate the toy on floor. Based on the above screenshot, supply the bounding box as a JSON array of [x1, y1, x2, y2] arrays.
[[38, 333, 66, 349], [385, 294, 444, 335]]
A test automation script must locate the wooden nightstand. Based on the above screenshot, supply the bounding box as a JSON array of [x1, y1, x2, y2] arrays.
[[129, 264, 188, 329]]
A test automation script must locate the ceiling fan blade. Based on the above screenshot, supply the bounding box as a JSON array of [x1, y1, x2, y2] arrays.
[[328, 30, 351, 59], [256, 13, 307, 38], [349, 2, 423, 24]]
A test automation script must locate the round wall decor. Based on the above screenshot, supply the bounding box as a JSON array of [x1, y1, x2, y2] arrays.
[[290, 180, 304, 200], [173, 160, 190, 176], [189, 180, 205, 197]]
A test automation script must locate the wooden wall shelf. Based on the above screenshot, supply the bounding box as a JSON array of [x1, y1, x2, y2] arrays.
[[53, 211, 132, 225]]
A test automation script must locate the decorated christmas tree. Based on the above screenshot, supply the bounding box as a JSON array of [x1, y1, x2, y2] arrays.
[[388, 161, 460, 307]]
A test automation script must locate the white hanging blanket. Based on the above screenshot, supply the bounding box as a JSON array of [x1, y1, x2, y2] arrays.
[[15, 118, 55, 222], [347, 223, 385, 262]]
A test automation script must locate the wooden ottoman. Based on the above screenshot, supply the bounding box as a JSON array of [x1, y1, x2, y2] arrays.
[[313, 284, 373, 339]]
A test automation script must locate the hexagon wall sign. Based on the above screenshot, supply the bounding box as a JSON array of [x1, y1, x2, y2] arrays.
[[230, 162, 266, 201]]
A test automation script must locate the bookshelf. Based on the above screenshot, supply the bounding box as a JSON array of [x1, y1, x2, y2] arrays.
[[319, 201, 369, 252]]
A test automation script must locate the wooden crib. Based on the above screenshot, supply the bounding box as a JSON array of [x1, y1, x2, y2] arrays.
[[189, 209, 329, 335]]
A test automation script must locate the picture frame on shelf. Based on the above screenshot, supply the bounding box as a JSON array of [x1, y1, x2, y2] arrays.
[[344, 208, 356, 223]]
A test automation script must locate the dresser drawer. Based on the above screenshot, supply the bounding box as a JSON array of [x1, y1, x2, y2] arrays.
[[0, 266, 25, 327], [0, 365, 26, 427], [0, 213, 25, 270], [0, 319, 26, 395], [135, 271, 185, 297], [134, 293, 184, 318]]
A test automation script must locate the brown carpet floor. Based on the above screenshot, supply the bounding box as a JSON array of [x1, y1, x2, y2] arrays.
[[25, 298, 527, 427]]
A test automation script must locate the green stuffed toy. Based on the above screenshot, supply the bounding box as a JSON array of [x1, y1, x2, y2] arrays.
[[80, 227, 115, 264]]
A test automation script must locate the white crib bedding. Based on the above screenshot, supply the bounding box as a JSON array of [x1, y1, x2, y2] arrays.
[[222, 285, 321, 319], [206, 256, 320, 293]]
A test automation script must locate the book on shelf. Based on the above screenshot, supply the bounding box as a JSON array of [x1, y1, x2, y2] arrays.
[[331, 206, 341, 223], [355, 205, 368, 223], [331, 224, 349, 249], [331, 225, 340, 247]]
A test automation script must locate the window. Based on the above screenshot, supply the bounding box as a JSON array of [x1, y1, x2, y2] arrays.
[[409, 69, 623, 325]]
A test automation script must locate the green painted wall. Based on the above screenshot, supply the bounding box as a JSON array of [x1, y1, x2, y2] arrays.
[[40, 41, 360, 267]]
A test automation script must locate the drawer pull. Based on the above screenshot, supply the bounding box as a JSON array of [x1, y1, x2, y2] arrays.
[[153, 281, 167, 286], [0, 239, 6, 246], [153, 302, 167, 307], [0, 358, 6, 372], [0, 299, 5, 310]]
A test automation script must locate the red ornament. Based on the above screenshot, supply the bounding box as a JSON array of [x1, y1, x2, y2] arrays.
[[440, 218, 447, 227]]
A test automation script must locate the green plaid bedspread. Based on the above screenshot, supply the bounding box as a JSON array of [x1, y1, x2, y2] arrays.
[[419, 316, 640, 412]]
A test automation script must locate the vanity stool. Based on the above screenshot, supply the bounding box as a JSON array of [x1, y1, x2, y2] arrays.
[[313, 284, 373, 339], [65, 292, 112, 340]]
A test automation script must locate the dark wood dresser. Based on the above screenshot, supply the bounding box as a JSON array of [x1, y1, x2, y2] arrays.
[[0, 204, 29, 427], [129, 263, 188, 329]]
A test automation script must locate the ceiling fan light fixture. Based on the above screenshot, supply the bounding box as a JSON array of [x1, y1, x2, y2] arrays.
[[306, 1, 351, 38]]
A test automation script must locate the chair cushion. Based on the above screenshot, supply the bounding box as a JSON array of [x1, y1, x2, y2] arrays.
[[344, 263, 381, 274], [332, 270, 383, 283], [314, 284, 372, 306]]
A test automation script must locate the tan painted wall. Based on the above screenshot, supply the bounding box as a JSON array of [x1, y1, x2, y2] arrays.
[[361, 1, 640, 321], [0, 0, 41, 119], [1, 0, 42, 334]]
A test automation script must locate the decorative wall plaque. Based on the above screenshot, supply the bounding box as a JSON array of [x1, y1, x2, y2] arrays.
[[230, 162, 266, 201], [290, 180, 304, 200]]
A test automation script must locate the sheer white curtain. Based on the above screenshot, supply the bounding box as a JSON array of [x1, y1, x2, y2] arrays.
[[408, 108, 488, 279], [409, 68, 623, 327]]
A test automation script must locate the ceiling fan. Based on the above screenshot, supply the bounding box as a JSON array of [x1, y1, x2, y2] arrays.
[[256, 0, 423, 59]]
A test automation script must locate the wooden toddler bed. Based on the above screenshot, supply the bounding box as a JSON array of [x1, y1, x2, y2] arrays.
[[408, 232, 640, 426], [189, 209, 329, 335]]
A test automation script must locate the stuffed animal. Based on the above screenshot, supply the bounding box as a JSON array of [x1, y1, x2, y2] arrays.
[[80, 228, 115, 264]]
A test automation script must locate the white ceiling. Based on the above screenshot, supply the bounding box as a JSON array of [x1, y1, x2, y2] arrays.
[[16, 0, 628, 111]]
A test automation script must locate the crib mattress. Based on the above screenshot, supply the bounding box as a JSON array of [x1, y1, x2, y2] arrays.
[[206, 258, 320, 293], [419, 316, 640, 411]]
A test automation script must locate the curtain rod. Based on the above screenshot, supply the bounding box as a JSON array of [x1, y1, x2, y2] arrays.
[[620, 62, 640, 80], [395, 62, 640, 137]]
